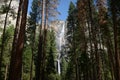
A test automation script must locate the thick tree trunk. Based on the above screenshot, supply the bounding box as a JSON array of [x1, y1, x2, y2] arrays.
[[111, 0, 120, 80], [9, 0, 23, 78], [11, 0, 23, 59], [8, 0, 28, 80]]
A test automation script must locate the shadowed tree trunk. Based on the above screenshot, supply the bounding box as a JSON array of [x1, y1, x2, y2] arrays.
[[111, 0, 120, 79], [0, 0, 12, 76], [36, 0, 45, 80], [8, 0, 28, 80], [11, 0, 23, 61]]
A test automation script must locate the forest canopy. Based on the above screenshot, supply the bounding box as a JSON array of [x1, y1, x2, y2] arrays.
[[0, 0, 120, 80]]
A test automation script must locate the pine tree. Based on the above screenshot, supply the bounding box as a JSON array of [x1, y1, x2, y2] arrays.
[[66, 2, 78, 80], [36, 0, 59, 80], [36, 0, 45, 79], [45, 30, 59, 80], [0, 25, 14, 80], [0, 0, 12, 77], [27, 0, 39, 79]]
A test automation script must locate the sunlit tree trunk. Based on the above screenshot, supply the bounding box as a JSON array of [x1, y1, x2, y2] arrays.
[[42, 0, 48, 79]]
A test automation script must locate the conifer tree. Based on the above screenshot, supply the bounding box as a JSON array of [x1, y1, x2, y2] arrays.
[[27, 0, 39, 79], [45, 30, 59, 80], [0, 0, 12, 76], [66, 2, 78, 80]]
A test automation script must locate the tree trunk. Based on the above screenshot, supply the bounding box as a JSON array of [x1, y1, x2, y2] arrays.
[[107, 39, 115, 80], [111, 0, 120, 80], [11, 0, 23, 59], [87, 0, 97, 80], [42, 0, 48, 79], [36, 0, 46, 80], [8, 0, 28, 80], [0, 0, 12, 75]]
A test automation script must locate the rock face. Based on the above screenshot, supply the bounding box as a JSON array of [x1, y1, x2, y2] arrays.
[[51, 20, 66, 51], [50, 20, 67, 74]]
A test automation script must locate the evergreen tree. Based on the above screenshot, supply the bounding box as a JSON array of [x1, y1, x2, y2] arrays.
[[27, 0, 39, 80], [45, 30, 60, 80], [0, 25, 14, 80], [65, 2, 78, 80], [0, 0, 12, 77], [61, 57, 67, 80]]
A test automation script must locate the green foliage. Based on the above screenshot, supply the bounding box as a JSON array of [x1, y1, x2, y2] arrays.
[[46, 73, 61, 80], [0, 0, 119, 80], [24, 0, 40, 79], [2, 25, 14, 62], [66, 1, 77, 56], [65, 2, 78, 80], [45, 30, 59, 80], [65, 58, 76, 80], [0, 25, 14, 80], [22, 45, 32, 80], [61, 57, 67, 80], [0, 1, 15, 15], [65, 0, 118, 80], [0, 5, 9, 14]]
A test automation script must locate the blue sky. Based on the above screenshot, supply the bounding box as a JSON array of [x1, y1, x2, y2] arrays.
[[28, 0, 77, 21], [57, 0, 76, 20]]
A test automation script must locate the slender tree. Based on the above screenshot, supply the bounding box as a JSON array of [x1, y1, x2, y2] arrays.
[[0, 0, 12, 76], [28, 0, 39, 80], [36, 0, 45, 80]]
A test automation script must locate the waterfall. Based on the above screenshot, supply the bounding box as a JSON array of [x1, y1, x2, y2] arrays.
[[57, 21, 65, 74], [57, 59, 61, 74], [59, 22, 65, 51]]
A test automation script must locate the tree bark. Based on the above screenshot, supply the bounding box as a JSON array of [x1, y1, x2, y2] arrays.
[[111, 0, 120, 80], [11, 0, 23, 60], [36, 0, 46, 80], [0, 0, 12, 75], [8, 0, 28, 80]]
